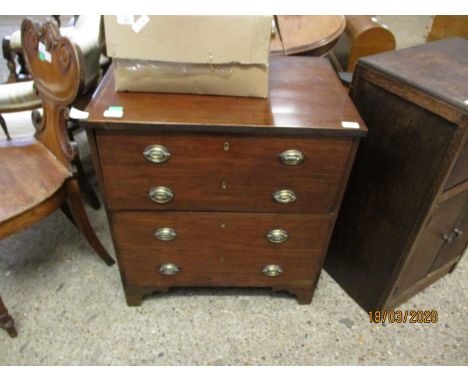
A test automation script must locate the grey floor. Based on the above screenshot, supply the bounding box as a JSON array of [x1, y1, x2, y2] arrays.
[[0, 16, 467, 366]]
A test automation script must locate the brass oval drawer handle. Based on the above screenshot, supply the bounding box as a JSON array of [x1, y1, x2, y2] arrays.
[[158, 263, 180, 275], [273, 189, 297, 204], [279, 149, 305, 165], [154, 227, 177, 241], [262, 264, 283, 277], [143, 144, 171, 163], [148, 186, 174, 204], [266, 229, 289, 244]]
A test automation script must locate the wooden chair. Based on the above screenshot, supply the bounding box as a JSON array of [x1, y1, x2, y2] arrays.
[[0, 19, 115, 338], [1, 15, 108, 210]]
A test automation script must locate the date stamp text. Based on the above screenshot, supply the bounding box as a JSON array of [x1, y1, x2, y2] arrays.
[[369, 310, 438, 324]]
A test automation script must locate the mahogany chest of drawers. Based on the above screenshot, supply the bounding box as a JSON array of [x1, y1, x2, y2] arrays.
[[326, 38, 468, 311], [84, 56, 366, 306]]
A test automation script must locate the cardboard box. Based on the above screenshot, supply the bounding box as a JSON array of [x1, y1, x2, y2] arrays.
[[104, 16, 272, 98]]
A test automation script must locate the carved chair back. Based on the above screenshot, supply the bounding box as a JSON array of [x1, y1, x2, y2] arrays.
[[21, 19, 82, 172]]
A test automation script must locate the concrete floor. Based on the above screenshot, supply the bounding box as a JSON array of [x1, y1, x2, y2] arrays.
[[0, 16, 467, 365]]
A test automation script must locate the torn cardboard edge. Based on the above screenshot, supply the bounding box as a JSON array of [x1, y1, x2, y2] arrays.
[[113, 59, 269, 98]]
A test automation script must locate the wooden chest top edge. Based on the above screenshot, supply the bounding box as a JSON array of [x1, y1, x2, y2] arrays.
[[85, 56, 367, 136]]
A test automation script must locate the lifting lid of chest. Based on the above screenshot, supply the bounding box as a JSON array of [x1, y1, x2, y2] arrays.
[[353, 37, 468, 120]]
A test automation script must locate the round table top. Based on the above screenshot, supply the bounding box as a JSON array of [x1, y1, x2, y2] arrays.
[[271, 15, 346, 56]]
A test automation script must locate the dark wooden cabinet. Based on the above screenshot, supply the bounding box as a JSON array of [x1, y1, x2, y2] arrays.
[[84, 56, 366, 306], [326, 38, 468, 311]]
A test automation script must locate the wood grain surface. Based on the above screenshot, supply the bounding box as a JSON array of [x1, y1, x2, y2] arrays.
[[444, 135, 468, 190], [0, 137, 70, 231], [97, 131, 353, 213], [112, 211, 333, 287], [84, 56, 366, 136], [326, 38, 468, 311], [84, 56, 366, 306], [270, 16, 345, 56], [358, 37, 468, 113]]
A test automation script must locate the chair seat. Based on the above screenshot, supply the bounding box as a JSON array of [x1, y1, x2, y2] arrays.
[[0, 137, 72, 223]]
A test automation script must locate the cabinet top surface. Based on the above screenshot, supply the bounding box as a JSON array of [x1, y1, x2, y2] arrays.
[[85, 56, 366, 136], [359, 37, 468, 113]]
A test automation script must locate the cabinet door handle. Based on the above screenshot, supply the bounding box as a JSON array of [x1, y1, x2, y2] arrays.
[[444, 228, 463, 244], [443, 233, 454, 244], [148, 186, 174, 204], [279, 149, 305, 165], [143, 144, 171, 163]]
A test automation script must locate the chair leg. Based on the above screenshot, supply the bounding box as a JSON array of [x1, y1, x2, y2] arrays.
[[61, 203, 77, 226], [74, 157, 101, 210], [0, 294, 17, 338], [67, 122, 101, 210], [0, 114, 12, 140], [66, 178, 115, 266]]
